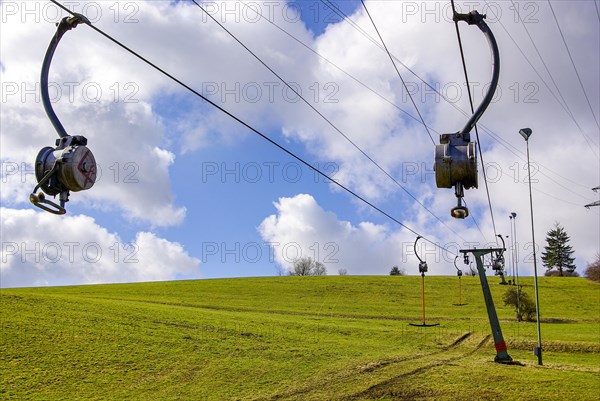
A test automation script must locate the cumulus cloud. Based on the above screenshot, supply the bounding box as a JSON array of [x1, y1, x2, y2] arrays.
[[0, 207, 201, 288], [256, 0, 599, 273], [258, 194, 464, 275], [1, 0, 598, 282], [258, 192, 598, 277]]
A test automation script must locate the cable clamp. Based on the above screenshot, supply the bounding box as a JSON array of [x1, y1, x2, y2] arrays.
[[56, 12, 90, 33], [453, 10, 486, 26]]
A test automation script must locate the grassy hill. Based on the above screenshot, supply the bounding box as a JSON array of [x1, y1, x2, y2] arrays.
[[1, 276, 598, 400]]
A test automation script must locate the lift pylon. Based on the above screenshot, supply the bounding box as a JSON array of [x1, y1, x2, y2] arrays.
[[461, 247, 512, 363]]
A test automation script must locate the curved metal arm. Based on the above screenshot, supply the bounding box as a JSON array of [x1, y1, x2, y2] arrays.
[[496, 234, 506, 250], [454, 255, 463, 276], [414, 236, 424, 263], [41, 13, 90, 138], [454, 11, 500, 134]]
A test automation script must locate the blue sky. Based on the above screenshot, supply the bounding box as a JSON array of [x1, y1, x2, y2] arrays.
[[1, 0, 598, 287]]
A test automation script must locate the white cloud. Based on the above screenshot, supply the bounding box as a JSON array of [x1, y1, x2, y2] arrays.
[[0, 207, 200, 288], [264, 0, 599, 274], [258, 194, 462, 275], [1, 1, 598, 283], [258, 192, 599, 277]]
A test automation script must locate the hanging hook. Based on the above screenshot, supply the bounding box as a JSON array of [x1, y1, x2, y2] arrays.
[[454, 255, 463, 277]]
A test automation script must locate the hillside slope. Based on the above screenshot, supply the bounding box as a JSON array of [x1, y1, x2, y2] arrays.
[[1, 276, 598, 400]]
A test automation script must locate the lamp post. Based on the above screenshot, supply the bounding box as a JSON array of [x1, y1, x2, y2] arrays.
[[519, 128, 543, 365]]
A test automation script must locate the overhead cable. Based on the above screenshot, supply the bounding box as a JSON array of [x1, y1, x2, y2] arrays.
[[320, 0, 596, 195], [359, 0, 435, 145], [49, 0, 459, 256], [190, 0, 467, 242]]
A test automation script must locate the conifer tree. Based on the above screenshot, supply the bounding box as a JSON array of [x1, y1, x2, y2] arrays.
[[541, 223, 576, 276]]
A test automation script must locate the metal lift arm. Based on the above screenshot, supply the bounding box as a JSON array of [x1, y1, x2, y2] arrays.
[[453, 11, 500, 135], [30, 13, 96, 215], [41, 13, 90, 139]]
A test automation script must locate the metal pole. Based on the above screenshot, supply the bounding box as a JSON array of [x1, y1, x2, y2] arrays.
[[512, 212, 521, 320], [463, 248, 512, 363], [421, 273, 426, 325], [525, 138, 543, 365]]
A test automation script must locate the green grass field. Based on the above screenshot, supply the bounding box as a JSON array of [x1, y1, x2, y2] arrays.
[[1, 276, 598, 400]]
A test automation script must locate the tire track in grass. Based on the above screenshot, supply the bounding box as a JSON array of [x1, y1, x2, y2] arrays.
[[261, 332, 474, 400], [344, 335, 492, 400]]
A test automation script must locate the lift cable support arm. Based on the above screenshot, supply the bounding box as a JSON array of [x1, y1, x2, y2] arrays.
[[460, 247, 512, 363]]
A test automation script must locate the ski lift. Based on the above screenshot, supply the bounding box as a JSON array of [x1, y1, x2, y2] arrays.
[[492, 234, 508, 284], [30, 14, 96, 215], [409, 236, 439, 327], [434, 10, 500, 219], [491, 254, 504, 272]]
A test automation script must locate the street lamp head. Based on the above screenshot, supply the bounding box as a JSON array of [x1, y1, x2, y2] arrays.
[[511, 212, 516, 218], [519, 128, 532, 140]]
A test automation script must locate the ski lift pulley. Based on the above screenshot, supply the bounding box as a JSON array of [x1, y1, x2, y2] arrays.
[[492, 234, 507, 272], [30, 13, 96, 215], [434, 10, 500, 219]]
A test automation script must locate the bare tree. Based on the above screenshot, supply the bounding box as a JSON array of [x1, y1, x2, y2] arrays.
[[338, 268, 348, 276], [314, 261, 327, 276], [289, 257, 327, 276], [584, 253, 600, 282]]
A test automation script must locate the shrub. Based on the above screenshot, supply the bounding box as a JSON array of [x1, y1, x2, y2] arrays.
[[390, 266, 405, 276], [544, 270, 580, 277], [584, 254, 600, 282], [503, 286, 536, 322]]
